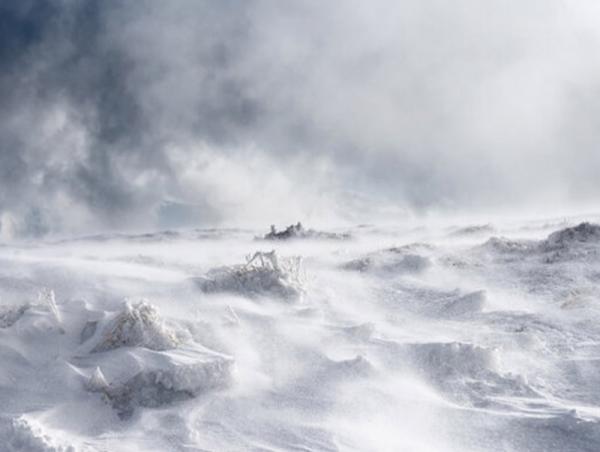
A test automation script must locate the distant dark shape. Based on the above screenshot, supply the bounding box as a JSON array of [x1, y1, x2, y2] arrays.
[[449, 224, 495, 237], [263, 222, 350, 241], [265, 222, 304, 240]]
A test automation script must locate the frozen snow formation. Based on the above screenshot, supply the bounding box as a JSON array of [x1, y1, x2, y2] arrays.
[[78, 301, 233, 418], [263, 222, 351, 240], [480, 222, 600, 256], [402, 341, 536, 408], [1, 218, 600, 450], [0, 415, 84, 452], [343, 244, 432, 274], [0, 290, 233, 441], [87, 346, 233, 419], [89, 301, 179, 352], [542, 222, 600, 249], [196, 250, 305, 300]]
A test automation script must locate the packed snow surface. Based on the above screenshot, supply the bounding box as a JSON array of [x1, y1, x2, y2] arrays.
[[1, 217, 600, 451]]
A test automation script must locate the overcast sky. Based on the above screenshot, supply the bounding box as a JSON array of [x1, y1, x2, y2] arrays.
[[1, 0, 600, 236]]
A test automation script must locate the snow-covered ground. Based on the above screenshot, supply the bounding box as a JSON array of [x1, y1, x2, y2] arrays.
[[1, 215, 600, 451]]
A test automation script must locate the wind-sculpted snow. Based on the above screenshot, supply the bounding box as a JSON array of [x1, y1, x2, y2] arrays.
[[0, 217, 600, 450], [342, 244, 432, 274], [195, 250, 305, 300], [86, 347, 233, 419], [89, 301, 179, 352], [543, 222, 600, 249]]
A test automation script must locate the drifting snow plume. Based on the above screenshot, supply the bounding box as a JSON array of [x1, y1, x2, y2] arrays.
[[543, 222, 600, 249], [404, 342, 535, 407], [263, 222, 350, 241], [91, 301, 179, 353], [197, 251, 305, 300]]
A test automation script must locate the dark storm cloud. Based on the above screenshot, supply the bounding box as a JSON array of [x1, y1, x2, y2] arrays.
[[1, 0, 600, 237]]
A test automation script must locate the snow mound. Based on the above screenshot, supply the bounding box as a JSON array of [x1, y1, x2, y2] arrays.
[[404, 342, 535, 406], [263, 222, 350, 241], [543, 222, 600, 249], [343, 247, 431, 275], [196, 251, 305, 300], [89, 301, 179, 353], [87, 347, 233, 419], [449, 224, 495, 237], [0, 416, 79, 452], [480, 237, 534, 254]]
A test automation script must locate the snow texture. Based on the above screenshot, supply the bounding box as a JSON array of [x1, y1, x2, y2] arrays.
[[0, 218, 599, 450]]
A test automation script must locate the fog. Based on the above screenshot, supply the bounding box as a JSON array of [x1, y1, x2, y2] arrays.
[[1, 0, 600, 238]]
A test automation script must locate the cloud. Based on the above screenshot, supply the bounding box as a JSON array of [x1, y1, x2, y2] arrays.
[[0, 0, 599, 236]]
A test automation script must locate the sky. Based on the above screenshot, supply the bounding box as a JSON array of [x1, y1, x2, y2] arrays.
[[1, 0, 600, 237]]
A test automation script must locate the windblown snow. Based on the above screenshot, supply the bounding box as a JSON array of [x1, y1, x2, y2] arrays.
[[1, 217, 600, 451]]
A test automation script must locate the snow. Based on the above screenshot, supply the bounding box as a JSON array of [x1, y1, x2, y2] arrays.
[[0, 218, 600, 450], [195, 250, 305, 300]]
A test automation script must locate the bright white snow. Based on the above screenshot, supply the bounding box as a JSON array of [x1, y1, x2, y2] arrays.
[[0, 216, 600, 451]]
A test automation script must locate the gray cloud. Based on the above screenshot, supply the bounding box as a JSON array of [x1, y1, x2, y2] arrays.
[[1, 0, 600, 237]]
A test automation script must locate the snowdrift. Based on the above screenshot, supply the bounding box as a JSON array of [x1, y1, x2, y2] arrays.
[[195, 251, 305, 300], [86, 346, 233, 419], [0, 217, 599, 450], [88, 301, 179, 353], [343, 245, 432, 275], [0, 293, 233, 425]]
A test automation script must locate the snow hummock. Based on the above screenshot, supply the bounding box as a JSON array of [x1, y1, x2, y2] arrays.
[[196, 250, 305, 300], [543, 222, 600, 249], [87, 347, 233, 419], [343, 245, 432, 274], [89, 301, 179, 353]]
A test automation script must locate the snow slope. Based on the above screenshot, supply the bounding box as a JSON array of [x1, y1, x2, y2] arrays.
[[1, 216, 600, 451]]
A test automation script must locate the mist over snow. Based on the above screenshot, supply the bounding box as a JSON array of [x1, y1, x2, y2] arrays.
[[2, 2, 600, 452], [0, 0, 600, 237]]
